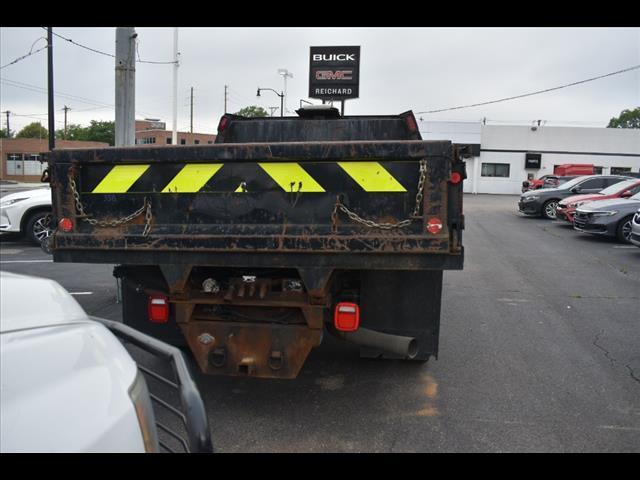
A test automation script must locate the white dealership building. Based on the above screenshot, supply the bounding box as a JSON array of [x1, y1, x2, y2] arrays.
[[420, 121, 640, 195]]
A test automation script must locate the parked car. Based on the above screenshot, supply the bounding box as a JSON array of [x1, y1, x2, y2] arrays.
[[630, 208, 640, 248], [573, 192, 640, 243], [522, 175, 578, 193], [556, 179, 640, 224], [0, 271, 212, 453], [518, 175, 632, 220], [0, 187, 52, 244], [541, 175, 578, 189]]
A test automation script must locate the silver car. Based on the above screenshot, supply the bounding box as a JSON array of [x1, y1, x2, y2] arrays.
[[574, 192, 640, 244]]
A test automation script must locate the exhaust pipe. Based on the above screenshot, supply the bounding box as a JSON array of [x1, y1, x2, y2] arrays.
[[337, 327, 418, 359]]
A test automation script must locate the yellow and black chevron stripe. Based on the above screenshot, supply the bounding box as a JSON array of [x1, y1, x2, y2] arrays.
[[83, 161, 416, 194]]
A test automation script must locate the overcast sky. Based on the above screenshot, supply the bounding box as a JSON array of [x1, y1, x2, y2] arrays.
[[1, 27, 639, 135]]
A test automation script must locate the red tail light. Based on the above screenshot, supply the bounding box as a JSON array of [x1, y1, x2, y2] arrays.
[[426, 217, 443, 234], [58, 217, 73, 232], [148, 295, 169, 323], [405, 114, 418, 133], [217, 116, 229, 133], [450, 172, 462, 184], [334, 302, 360, 332]]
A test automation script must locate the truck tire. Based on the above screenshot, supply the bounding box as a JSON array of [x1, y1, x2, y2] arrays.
[[616, 216, 634, 244], [25, 210, 52, 245], [541, 200, 559, 220]]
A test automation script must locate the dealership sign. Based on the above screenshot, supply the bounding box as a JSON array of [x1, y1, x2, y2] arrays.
[[309, 46, 360, 100]]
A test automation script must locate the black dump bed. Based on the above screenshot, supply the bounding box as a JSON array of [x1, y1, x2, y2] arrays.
[[47, 110, 465, 270]]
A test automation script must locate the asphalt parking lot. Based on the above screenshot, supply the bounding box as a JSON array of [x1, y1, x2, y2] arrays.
[[1, 193, 638, 452]]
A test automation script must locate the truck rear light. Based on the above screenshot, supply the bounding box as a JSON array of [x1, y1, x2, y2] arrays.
[[426, 217, 443, 234], [405, 114, 418, 133], [58, 217, 74, 232], [334, 302, 359, 332], [450, 172, 462, 184], [217, 116, 229, 133], [148, 295, 169, 323]]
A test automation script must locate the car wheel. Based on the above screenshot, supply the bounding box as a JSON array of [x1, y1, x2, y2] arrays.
[[616, 216, 634, 244], [25, 211, 52, 245], [542, 200, 558, 220]]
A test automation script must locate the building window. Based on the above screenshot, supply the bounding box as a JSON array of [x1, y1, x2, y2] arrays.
[[593, 166, 603, 174], [611, 167, 631, 175], [139, 137, 156, 144], [207, 140, 213, 144], [166, 138, 172, 145], [7, 153, 23, 161], [180, 139, 186, 145], [194, 139, 200, 145], [481, 163, 510, 178]]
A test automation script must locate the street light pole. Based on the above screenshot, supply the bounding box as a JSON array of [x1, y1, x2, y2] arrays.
[[277, 68, 293, 114], [257, 88, 284, 117], [172, 28, 179, 146]]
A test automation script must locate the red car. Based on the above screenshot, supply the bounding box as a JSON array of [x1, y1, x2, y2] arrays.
[[556, 178, 640, 223]]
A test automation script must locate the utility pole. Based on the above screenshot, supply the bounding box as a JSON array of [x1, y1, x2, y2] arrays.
[[2, 111, 9, 137], [268, 106, 278, 117], [115, 27, 137, 147], [224, 85, 228, 114], [190, 87, 193, 133], [172, 28, 179, 146], [62, 105, 70, 139], [47, 27, 55, 151]]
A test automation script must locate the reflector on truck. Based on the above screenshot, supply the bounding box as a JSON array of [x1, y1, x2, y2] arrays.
[[87, 161, 410, 194]]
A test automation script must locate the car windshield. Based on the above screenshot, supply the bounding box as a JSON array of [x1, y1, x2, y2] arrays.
[[556, 176, 589, 190], [631, 192, 640, 200], [598, 179, 638, 196]]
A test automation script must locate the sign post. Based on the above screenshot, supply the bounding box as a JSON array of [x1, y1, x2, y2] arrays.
[[309, 46, 360, 114]]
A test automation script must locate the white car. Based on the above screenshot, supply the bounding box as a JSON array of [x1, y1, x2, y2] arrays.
[[630, 208, 640, 248], [0, 187, 52, 244], [0, 271, 212, 453]]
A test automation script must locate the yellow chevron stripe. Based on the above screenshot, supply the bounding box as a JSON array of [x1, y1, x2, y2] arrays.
[[161, 164, 223, 193], [337, 162, 407, 192], [92, 165, 150, 193], [258, 163, 325, 192]]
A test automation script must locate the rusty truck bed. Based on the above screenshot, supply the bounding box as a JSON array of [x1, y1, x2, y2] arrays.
[[46, 139, 464, 270]]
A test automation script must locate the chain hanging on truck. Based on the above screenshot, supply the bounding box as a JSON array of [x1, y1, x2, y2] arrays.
[[68, 171, 153, 236], [331, 158, 427, 231]]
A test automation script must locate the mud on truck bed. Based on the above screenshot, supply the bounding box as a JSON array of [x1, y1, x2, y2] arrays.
[[44, 108, 465, 379]]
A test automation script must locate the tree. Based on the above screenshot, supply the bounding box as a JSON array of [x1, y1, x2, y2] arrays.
[[55, 123, 87, 141], [84, 120, 115, 145], [16, 122, 48, 139], [607, 107, 640, 129], [234, 106, 269, 118], [0, 128, 13, 138]]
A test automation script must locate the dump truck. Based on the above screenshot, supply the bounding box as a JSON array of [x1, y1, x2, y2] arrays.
[[43, 106, 465, 379]]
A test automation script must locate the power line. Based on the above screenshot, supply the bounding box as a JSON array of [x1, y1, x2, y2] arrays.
[[135, 40, 177, 65], [1, 77, 160, 118], [43, 27, 177, 64], [45, 28, 114, 58], [0, 37, 48, 70], [415, 64, 640, 115]]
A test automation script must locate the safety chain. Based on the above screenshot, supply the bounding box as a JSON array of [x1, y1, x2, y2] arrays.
[[332, 159, 428, 231], [68, 173, 153, 236]]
